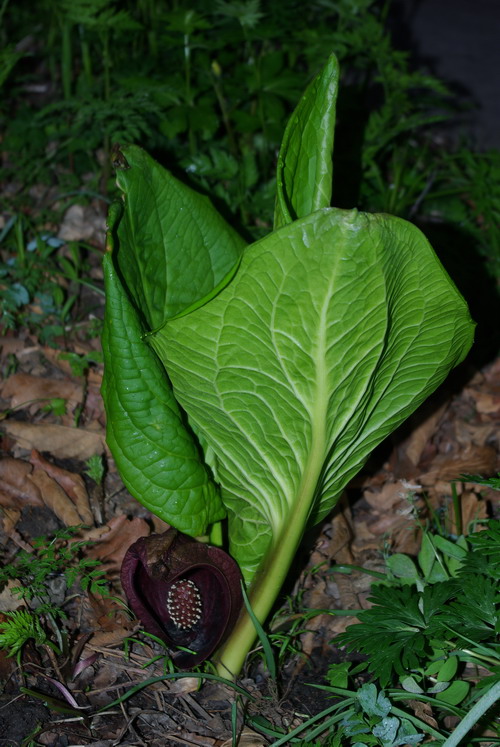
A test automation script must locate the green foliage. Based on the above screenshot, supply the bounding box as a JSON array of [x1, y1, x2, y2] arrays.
[[273, 680, 432, 746], [0, 526, 110, 661], [0, 223, 99, 340], [461, 471, 500, 492], [59, 349, 104, 377], [0, 525, 109, 612], [84, 453, 105, 483], [101, 57, 474, 677], [341, 683, 425, 747], [4, 0, 499, 284], [0, 609, 49, 658], [423, 149, 500, 280], [338, 520, 500, 695]]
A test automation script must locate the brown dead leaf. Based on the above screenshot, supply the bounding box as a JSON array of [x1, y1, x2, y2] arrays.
[[406, 699, 439, 731], [85, 625, 138, 651], [454, 420, 499, 449], [30, 449, 93, 525], [0, 456, 43, 508], [363, 480, 417, 512], [3, 421, 106, 459], [396, 403, 448, 469], [0, 507, 32, 551], [0, 336, 28, 357], [221, 730, 268, 747], [0, 580, 24, 611], [474, 392, 500, 416], [1, 372, 82, 414], [83, 515, 150, 575], [86, 592, 131, 632], [150, 515, 172, 534], [444, 490, 489, 535], [419, 443, 498, 485], [167, 677, 205, 695], [80, 591, 138, 651], [28, 468, 83, 526]]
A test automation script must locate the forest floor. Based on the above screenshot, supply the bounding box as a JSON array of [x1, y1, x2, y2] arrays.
[[1, 196, 499, 746]]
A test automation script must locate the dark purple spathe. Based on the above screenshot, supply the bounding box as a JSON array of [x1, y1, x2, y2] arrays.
[[120, 529, 242, 667]]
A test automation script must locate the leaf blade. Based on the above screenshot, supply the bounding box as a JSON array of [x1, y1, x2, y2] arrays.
[[101, 243, 225, 536], [111, 144, 246, 329], [151, 207, 474, 580], [274, 53, 339, 228]]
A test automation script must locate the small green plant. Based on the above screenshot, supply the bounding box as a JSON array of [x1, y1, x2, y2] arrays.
[[0, 525, 110, 661], [338, 520, 500, 710], [0, 223, 101, 342], [0, 609, 51, 659], [0, 525, 109, 605], [331, 682, 426, 746], [59, 349, 104, 377], [84, 453, 105, 483]]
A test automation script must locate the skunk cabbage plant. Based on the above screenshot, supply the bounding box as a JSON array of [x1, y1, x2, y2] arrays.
[[102, 55, 474, 676]]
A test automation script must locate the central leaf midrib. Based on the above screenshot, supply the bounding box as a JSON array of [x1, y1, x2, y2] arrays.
[[273, 277, 331, 549]]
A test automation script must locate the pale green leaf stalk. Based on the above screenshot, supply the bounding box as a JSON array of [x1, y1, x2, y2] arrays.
[[101, 54, 474, 677]]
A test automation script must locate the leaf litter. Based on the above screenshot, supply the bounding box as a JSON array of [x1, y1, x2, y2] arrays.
[[1, 247, 499, 745]]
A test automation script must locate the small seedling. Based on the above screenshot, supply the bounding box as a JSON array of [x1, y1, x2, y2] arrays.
[[84, 453, 105, 484]]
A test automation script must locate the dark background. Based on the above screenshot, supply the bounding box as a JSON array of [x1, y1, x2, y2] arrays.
[[391, 0, 500, 148]]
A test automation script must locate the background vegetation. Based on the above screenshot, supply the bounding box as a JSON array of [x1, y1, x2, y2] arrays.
[[3, 0, 500, 353]]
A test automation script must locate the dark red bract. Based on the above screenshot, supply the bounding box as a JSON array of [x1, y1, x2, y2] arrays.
[[120, 529, 242, 667]]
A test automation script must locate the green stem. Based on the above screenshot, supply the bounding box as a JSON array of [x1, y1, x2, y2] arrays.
[[80, 34, 93, 92], [217, 424, 328, 677], [450, 481, 462, 535], [440, 680, 500, 747], [14, 214, 25, 268], [61, 22, 72, 100]]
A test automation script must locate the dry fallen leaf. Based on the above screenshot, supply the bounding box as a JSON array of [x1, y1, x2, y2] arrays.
[[0, 580, 24, 612], [0, 507, 32, 551], [0, 456, 43, 508], [221, 729, 269, 747], [85, 592, 132, 632], [3, 421, 106, 460], [396, 403, 448, 469], [28, 468, 84, 526], [445, 489, 489, 535], [30, 449, 93, 525], [82, 515, 150, 575], [363, 480, 415, 512], [1, 372, 83, 414], [419, 443, 498, 485]]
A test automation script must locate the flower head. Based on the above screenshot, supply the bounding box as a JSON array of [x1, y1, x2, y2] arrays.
[[120, 529, 242, 667]]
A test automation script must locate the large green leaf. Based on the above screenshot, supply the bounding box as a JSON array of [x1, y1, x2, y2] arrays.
[[274, 54, 339, 229], [149, 207, 474, 581], [101, 240, 225, 535], [101, 146, 246, 534], [110, 144, 246, 329]]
